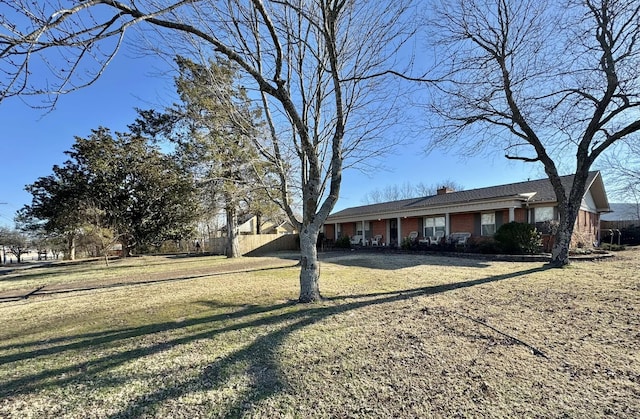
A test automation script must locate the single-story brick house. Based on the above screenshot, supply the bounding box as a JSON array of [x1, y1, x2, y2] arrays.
[[323, 171, 610, 249]]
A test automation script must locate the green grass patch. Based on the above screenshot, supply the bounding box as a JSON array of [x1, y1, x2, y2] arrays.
[[1, 250, 639, 417]]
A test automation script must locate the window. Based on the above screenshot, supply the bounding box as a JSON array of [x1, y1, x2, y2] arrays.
[[534, 207, 555, 222], [481, 213, 495, 236], [356, 221, 370, 236], [424, 216, 445, 238], [534, 207, 556, 234]]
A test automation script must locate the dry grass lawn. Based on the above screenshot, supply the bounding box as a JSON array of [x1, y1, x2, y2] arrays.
[[0, 249, 638, 418]]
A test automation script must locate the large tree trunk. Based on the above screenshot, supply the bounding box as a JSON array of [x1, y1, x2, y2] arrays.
[[121, 242, 129, 257], [298, 226, 321, 303], [226, 206, 240, 258], [550, 220, 573, 266], [549, 171, 587, 267], [256, 213, 262, 235], [65, 233, 76, 261]]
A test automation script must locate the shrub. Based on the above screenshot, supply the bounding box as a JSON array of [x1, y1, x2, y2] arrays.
[[401, 237, 414, 250], [600, 243, 626, 252], [494, 222, 541, 254], [465, 236, 500, 254], [335, 236, 351, 249], [477, 238, 501, 254]]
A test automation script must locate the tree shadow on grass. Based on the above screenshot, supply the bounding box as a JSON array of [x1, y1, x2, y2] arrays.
[[317, 251, 492, 269], [0, 266, 550, 416], [0, 263, 299, 303], [0, 254, 228, 283]]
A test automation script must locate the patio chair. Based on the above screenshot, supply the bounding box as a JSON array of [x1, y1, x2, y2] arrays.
[[449, 232, 471, 247], [408, 231, 418, 243], [371, 234, 383, 246], [349, 235, 363, 245], [429, 230, 445, 245]]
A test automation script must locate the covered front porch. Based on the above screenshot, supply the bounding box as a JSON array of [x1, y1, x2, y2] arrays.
[[323, 204, 529, 248]]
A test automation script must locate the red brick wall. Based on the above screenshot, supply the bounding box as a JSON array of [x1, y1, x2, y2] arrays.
[[515, 208, 527, 223], [341, 222, 354, 237], [401, 217, 420, 238], [371, 220, 386, 241], [324, 224, 335, 240], [572, 210, 599, 247], [451, 213, 475, 234]]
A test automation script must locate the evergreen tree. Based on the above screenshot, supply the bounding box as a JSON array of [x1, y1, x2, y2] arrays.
[[140, 56, 277, 257], [22, 128, 198, 258]]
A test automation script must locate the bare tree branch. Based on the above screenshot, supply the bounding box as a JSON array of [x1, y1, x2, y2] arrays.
[[424, 0, 640, 265], [1, 0, 418, 302]]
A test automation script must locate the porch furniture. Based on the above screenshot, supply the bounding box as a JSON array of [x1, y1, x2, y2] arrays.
[[429, 230, 445, 245], [407, 231, 419, 244], [350, 235, 364, 245], [371, 234, 383, 246], [449, 232, 471, 247]]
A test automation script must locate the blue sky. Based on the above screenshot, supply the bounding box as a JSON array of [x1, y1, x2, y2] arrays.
[[0, 50, 549, 229]]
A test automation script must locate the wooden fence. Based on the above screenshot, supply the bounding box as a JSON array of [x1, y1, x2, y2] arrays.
[[601, 220, 638, 230], [207, 234, 299, 256], [600, 220, 640, 245]]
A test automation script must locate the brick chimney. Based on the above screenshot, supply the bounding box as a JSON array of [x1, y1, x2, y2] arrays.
[[437, 186, 455, 195]]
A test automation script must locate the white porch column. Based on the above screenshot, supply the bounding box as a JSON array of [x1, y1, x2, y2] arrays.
[[509, 207, 515, 222], [385, 220, 390, 246], [335, 223, 339, 240], [445, 213, 451, 235], [397, 217, 402, 246]]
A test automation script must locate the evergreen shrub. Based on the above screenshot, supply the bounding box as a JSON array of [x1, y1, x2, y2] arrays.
[[494, 222, 541, 254]]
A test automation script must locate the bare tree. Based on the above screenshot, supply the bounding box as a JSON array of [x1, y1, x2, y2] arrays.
[[424, 0, 640, 266], [361, 180, 463, 204], [601, 142, 640, 215], [0, 228, 30, 263], [1, 1, 415, 301]]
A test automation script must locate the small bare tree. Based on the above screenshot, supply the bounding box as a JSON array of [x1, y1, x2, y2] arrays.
[[601, 142, 640, 215], [1, 1, 416, 301], [0, 228, 30, 263], [361, 180, 463, 204], [424, 0, 640, 266]]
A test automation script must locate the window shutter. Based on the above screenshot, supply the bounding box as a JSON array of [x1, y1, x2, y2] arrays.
[[530, 208, 535, 224], [495, 211, 504, 229], [474, 213, 481, 236]]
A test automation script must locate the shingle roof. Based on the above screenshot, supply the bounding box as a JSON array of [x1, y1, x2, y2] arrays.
[[601, 203, 640, 221], [327, 172, 600, 220]]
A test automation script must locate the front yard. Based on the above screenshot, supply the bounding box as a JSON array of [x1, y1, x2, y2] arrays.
[[1, 250, 638, 417]]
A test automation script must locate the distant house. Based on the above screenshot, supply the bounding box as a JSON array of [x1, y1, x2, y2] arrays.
[[238, 215, 298, 235], [601, 203, 640, 226], [324, 171, 610, 249], [600, 203, 640, 244]]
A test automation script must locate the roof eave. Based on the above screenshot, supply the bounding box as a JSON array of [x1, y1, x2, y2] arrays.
[[326, 196, 537, 223]]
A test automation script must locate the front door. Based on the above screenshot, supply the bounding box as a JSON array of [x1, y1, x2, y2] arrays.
[[390, 219, 398, 246]]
